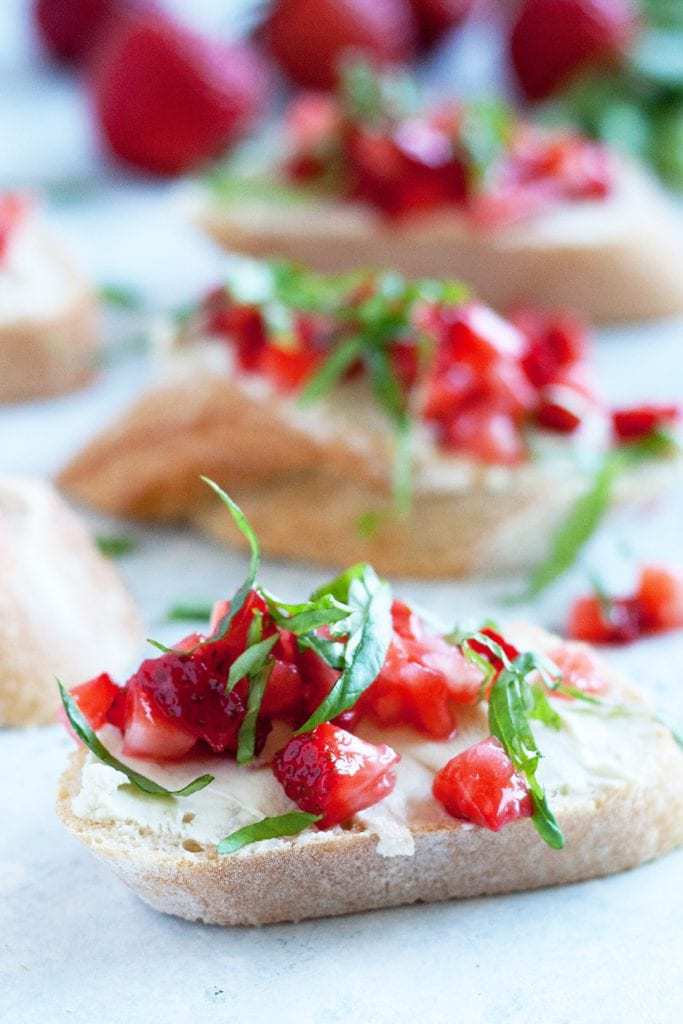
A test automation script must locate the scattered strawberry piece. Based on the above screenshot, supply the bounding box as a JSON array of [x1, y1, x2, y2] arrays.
[[567, 566, 683, 646], [433, 736, 533, 830], [509, 0, 638, 102], [90, 10, 268, 175], [0, 193, 28, 264], [263, 0, 416, 90], [407, 0, 475, 48], [121, 682, 197, 760], [273, 722, 400, 828], [612, 404, 680, 442], [549, 642, 606, 694], [467, 627, 519, 676], [536, 396, 582, 433], [66, 673, 120, 731], [33, 0, 139, 64]]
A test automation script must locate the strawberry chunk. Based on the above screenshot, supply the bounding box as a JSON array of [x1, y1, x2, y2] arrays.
[[121, 682, 197, 760], [549, 643, 606, 694], [67, 673, 119, 731], [0, 193, 28, 264], [612, 404, 680, 442], [273, 723, 400, 829], [433, 736, 533, 831], [636, 566, 683, 632], [567, 594, 644, 645]]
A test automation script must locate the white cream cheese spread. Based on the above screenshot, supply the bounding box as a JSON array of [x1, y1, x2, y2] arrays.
[[0, 217, 79, 325]]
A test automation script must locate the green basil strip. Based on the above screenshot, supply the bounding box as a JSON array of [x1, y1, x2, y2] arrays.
[[297, 632, 346, 671], [146, 638, 175, 654], [310, 563, 369, 604], [95, 534, 137, 558], [297, 567, 393, 732], [201, 478, 260, 639], [217, 812, 322, 854], [166, 602, 213, 623], [488, 654, 564, 850], [236, 661, 274, 765], [99, 283, 145, 311], [264, 592, 352, 634], [58, 682, 213, 798], [298, 336, 364, 406], [227, 635, 278, 693]]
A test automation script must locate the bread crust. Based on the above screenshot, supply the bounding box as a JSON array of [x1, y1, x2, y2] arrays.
[[196, 163, 683, 323], [0, 477, 143, 725], [0, 238, 100, 403], [57, 712, 683, 926], [58, 371, 679, 578]]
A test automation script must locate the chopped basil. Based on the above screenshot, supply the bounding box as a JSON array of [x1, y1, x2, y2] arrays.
[[264, 592, 352, 635], [297, 565, 393, 731], [298, 336, 364, 405], [227, 634, 278, 693], [99, 283, 145, 311], [58, 682, 213, 798], [201, 479, 260, 639], [146, 638, 175, 654], [236, 662, 273, 764], [217, 812, 322, 854], [166, 602, 213, 623], [488, 653, 565, 850], [95, 534, 137, 558]]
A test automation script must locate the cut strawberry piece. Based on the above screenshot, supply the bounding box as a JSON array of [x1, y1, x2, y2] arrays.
[[441, 403, 527, 465], [514, 308, 587, 388], [433, 736, 533, 831], [509, 0, 638, 102], [33, 0, 138, 64], [263, 0, 416, 90], [549, 643, 606, 693], [0, 193, 28, 264], [260, 343, 323, 393], [536, 396, 582, 433], [636, 566, 683, 632], [121, 682, 197, 760], [612, 404, 680, 442], [407, 0, 475, 48], [273, 723, 400, 828], [441, 303, 525, 372], [91, 10, 268, 175], [567, 594, 644, 645], [67, 673, 120, 731], [467, 628, 519, 676], [260, 659, 305, 720]]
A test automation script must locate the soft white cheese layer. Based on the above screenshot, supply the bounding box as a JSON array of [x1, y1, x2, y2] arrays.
[[0, 218, 79, 325]]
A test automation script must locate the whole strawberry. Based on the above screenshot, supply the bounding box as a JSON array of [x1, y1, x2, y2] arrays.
[[33, 0, 140, 64], [90, 10, 268, 175], [509, 0, 639, 101], [263, 0, 416, 90]]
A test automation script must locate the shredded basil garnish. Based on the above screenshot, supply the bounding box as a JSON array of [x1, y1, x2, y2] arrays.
[[95, 534, 137, 558], [217, 812, 322, 854], [166, 602, 213, 623], [201, 477, 260, 639]]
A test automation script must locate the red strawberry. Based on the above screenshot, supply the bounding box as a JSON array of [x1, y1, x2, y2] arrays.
[[33, 0, 140, 64], [263, 0, 416, 90], [0, 193, 28, 264], [90, 10, 268, 175], [612, 403, 680, 442], [66, 673, 120, 731], [433, 736, 533, 830], [273, 723, 400, 828], [407, 0, 475, 49], [509, 0, 638, 101]]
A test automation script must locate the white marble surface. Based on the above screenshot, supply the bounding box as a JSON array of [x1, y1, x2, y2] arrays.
[[2, 9, 683, 1023]]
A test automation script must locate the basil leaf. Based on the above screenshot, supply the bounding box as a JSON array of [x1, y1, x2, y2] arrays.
[[227, 634, 278, 693], [297, 632, 346, 671], [528, 684, 563, 730], [217, 811, 322, 854], [146, 638, 174, 654], [236, 661, 274, 764], [166, 602, 213, 622], [95, 534, 137, 558], [99, 283, 145, 311], [297, 566, 393, 731], [298, 336, 364, 405], [58, 682, 213, 798], [201, 478, 260, 638], [488, 654, 564, 850], [311, 563, 369, 604]]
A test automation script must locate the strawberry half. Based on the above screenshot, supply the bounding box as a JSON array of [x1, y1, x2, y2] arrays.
[[90, 10, 268, 175], [433, 736, 533, 831], [273, 723, 400, 828]]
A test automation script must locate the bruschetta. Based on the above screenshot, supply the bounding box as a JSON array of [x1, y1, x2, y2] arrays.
[[57, 486, 683, 926], [59, 260, 681, 579], [0, 476, 143, 725], [194, 64, 683, 323], [0, 193, 100, 402]]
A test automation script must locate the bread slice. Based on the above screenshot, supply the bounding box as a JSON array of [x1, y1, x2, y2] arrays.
[[58, 351, 679, 578], [57, 628, 683, 926], [0, 477, 143, 725], [195, 161, 683, 323], [0, 214, 99, 402]]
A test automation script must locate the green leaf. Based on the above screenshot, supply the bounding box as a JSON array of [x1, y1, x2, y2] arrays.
[[95, 534, 137, 558], [297, 632, 346, 671], [201, 479, 260, 638], [204, 171, 315, 206], [236, 661, 274, 764], [459, 100, 514, 188], [217, 811, 322, 854], [99, 283, 145, 311], [58, 682, 213, 798], [297, 336, 364, 405], [166, 602, 213, 623], [265, 592, 352, 635], [146, 638, 174, 654], [528, 684, 563, 730], [297, 566, 393, 731], [310, 563, 369, 604], [488, 653, 564, 850], [227, 634, 278, 693]]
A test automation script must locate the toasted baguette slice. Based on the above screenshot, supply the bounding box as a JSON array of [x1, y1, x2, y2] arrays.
[[57, 627, 683, 926], [195, 162, 683, 323], [58, 352, 679, 577], [0, 210, 99, 402], [0, 477, 143, 725]]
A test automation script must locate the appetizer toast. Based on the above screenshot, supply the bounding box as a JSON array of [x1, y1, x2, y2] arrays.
[[196, 65, 683, 323], [57, 487, 683, 925], [0, 194, 99, 402], [0, 477, 143, 725], [60, 262, 681, 578]]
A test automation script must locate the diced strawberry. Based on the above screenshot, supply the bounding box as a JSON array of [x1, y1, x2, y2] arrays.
[[433, 736, 533, 831], [612, 404, 680, 442], [549, 642, 606, 693], [273, 723, 400, 828], [441, 303, 525, 372], [514, 308, 587, 388], [33, 0, 138, 64], [567, 594, 643, 645], [467, 627, 519, 676], [263, 0, 416, 90], [91, 10, 268, 175], [260, 659, 305, 720], [121, 682, 197, 760], [536, 396, 582, 433], [66, 673, 120, 731], [0, 193, 28, 264], [260, 343, 323, 392], [509, 0, 638, 102], [441, 403, 527, 465], [636, 566, 683, 632]]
